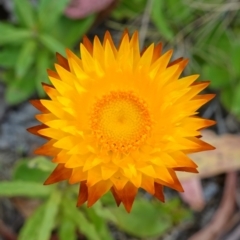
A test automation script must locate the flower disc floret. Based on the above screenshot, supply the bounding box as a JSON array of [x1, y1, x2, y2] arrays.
[[91, 91, 151, 153]]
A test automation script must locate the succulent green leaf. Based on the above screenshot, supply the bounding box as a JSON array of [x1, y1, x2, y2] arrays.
[[13, 158, 53, 183], [109, 199, 172, 238], [38, 0, 70, 32], [59, 218, 76, 240], [36, 49, 51, 96], [19, 191, 61, 240], [0, 181, 52, 197], [0, 47, 20, 68], [56, 14, 95, 47], [231, 43, 240, 77], [202, 64, 230, 89], [5, 71, 36, 105], [13, 0, 35, 28], [39, 34, 65, 55], [231, 82, 240, 118], [151, 0, 174, 41], [0, 23, 31, 45], [62, 198, 101, 240], [85, 205, 114, 240], [15, 40, 37, 79]]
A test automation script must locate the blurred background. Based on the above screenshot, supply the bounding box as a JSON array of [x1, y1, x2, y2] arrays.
[[0, 0, 240, 239]]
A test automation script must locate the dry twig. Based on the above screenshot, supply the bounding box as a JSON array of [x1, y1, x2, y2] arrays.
[[189, 172, 237, 240]]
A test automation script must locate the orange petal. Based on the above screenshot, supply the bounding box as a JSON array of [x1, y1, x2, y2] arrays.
[[173, 167, 199, 173], [110, 173, 128, 191], [171, 59, 189, 80], [130, 31, 140, 64], [121, 182, 138, 213], [47, 69, 60, 79], [34, 139, 60, 156], [152, 42, 163, 63], [56, 52, 70, 71], [69, 167, 87, 184], [77, 181, 88, 206], [87, 167, 103, 187], [156, 169, 184, 192], [44, 164, 72, 185], [83, 35, 93, 55], [27, 124, 47, 137], [167, 169, 184, 192], [154, 182, 165, 202], [169, 151, 198, 168], [167, 57, 184, 67], [103, 31, 117, 55], [30, 100, 49, 113], [118, 29, 129, 49], [186, 137, 216, 152], [87, 180, 112, 207], [42, 83, 58, 100], [141, 174, 155, 194], [111, 187, 122, 206], [66, 49, 83, 71], [52, 150, 69, 163]]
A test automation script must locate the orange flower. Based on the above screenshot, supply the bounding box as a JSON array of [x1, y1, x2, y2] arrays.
[[28, 30, 215, 212]]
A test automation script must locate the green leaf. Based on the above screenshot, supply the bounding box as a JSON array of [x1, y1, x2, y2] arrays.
[[39, 34, 65, 55], [13, 158, 53, 183], [85, 205, 114, 240], [13, 0, 35, 28], [0, 47, 20, 68], [19, 191, 61, 240], [5, 71, 36, 105], [37, 191, 61, 240], [231, 82, 240, 118], [220, 86, 233, 112], [36, 49, 51, 96], [56, 15, 95, 47], [202, 64, 230, 89], [18, 204, 46, 240], [59, 218, 76, 240], [29, 157, 55, 172], [151, 0, 174, 41], [62, 198, 101, 240], [111, 0, 146, 20], [92, 201, 117, 223], [59, 199, 77, 240], [110, 199, 171, 238], [155, 198, 192, 224], [0, 23, 32, 45], [231, 43, 240, 77], [0, 181, 52, 197], [38, 0, 70, 32], [15, 40, 37, 78], [166, 0, 193, 24]]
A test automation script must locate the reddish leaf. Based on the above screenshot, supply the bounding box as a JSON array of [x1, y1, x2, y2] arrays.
[[180, 178, 205, 211], [65, 0, 115, 19]]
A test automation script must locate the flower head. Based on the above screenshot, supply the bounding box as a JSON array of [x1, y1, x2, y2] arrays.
[[28, 30, 215, 212]]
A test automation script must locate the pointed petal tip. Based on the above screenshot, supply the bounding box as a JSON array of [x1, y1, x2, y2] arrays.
[[27, 124, 46, 136], [111, 188, 122, 206], [44, 164, 72, 185], [77, 182, 88, 206]]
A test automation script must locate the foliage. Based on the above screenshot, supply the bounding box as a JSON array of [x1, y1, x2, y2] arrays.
[[0, 0, 95, 105], [0, 157, 191, 239], [111, 0, 240, 119]]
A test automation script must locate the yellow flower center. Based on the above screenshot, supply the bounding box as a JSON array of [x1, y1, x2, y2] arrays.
[[91, 91, 151, 153]]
